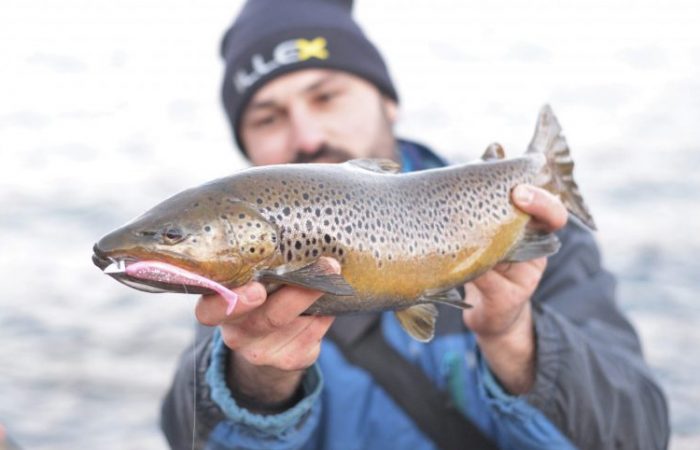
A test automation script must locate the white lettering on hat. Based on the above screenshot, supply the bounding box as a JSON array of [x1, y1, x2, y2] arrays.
[[234, 37, 328, 93]]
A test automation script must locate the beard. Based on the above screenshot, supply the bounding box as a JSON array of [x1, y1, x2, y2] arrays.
[[292, 144, 358, 164]]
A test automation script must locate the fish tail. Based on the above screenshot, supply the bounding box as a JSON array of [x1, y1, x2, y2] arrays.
[[527, 105, 597, 230]]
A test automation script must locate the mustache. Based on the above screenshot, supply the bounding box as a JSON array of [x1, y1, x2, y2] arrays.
[[293, 144, 355, 164]]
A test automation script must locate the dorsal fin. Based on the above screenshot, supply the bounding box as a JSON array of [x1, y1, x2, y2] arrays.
[[481, 143, 506, 161], [347, 158, 401, 174]]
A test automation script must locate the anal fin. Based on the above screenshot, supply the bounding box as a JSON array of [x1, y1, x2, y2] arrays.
[[505, 229, 561, 262], [395, 304, 438, 342], [257, 259, 355, 296]]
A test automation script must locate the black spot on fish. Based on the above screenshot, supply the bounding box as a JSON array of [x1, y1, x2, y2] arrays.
[[324, 234, 331, 244], [282, 207, 291, 216], [286, 250, 293, 261], [295, 241, 302, 250], [239, 213, 245, 219], [204, 225, 211, 232]]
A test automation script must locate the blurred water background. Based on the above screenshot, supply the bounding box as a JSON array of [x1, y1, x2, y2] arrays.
[[1, 0, 698, 448]]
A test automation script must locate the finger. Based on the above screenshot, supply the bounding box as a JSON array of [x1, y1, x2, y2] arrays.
[[475, 259, 546, 299], [242, 257, 341, 335], [512, 185, 568, 231], [195, 282, 267, 326], [493, 258, 547, 281], [242, 285, 327, 336]]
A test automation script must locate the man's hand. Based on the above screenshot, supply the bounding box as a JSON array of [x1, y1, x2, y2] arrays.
[[463, 185, 568, 394], [195, 257, 340, 410]]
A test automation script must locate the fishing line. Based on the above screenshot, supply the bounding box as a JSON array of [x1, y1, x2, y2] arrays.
[[181, 283, 197, 450]]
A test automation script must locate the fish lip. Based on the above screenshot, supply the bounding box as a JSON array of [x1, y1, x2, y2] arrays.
[[92, 246, 215, 295], [91, 244, 138, 271]]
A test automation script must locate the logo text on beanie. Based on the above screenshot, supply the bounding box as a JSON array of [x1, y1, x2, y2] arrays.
[[234, 37, 329, 93]]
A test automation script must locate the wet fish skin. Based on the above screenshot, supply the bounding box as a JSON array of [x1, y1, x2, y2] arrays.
[[93, 105, 594, 341]]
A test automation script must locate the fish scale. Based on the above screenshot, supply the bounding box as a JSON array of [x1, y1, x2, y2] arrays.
[[93, 105, 595, 342]]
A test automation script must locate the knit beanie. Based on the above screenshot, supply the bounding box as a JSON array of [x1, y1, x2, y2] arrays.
[[220, 0, 399, 154]]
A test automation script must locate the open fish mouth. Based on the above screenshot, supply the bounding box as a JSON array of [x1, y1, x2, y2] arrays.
[[92, 244, 240, 314]]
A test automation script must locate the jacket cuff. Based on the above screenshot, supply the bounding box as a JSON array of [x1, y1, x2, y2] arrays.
[[475, 349, 538, 420], [475, 304, 563, 419], [205, 328, 324, 436]]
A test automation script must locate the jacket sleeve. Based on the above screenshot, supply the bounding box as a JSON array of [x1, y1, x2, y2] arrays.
[[519, 219, 670, 449], [160, 326, 323, 450]]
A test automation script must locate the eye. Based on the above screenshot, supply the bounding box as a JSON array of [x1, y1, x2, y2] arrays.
[[162, 227, 185, 245], [253, 115, 277, 128], [314, 90, 339, 105]]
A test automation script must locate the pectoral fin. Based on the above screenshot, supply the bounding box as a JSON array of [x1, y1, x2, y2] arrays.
[[395, 304, 438, 342], [257, 259, 355, 296], [505, 229, 561, 262]]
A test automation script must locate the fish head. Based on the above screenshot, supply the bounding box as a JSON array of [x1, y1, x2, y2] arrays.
[[92, 187, 279, 294]]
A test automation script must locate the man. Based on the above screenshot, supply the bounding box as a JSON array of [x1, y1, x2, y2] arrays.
[[161, 0, 670, 449]]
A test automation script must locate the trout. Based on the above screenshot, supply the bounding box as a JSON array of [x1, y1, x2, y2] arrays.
[[92, 105, 595, 342]]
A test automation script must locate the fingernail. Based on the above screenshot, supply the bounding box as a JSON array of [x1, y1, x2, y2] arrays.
[[514, 185, 534, 205], [320, 257, 342, 274], [240, 283, 266, 305]]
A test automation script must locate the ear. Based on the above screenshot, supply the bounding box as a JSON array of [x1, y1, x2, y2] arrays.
[[382, 98, 399, 124]]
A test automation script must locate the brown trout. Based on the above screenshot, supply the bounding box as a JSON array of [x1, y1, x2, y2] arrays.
[[92, 105, 595, 342]]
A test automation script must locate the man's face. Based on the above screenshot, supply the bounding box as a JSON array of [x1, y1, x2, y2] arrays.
[[239, 69, 398, 166]]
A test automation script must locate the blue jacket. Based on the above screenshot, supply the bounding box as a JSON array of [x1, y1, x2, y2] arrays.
[[161, 141, 669, 450]]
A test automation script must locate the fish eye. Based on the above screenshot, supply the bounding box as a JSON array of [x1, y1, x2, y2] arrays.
[[162, 227, 185, 245]]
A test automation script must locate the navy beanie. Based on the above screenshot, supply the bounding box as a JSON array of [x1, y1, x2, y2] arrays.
[[220, 0, 399, 154]]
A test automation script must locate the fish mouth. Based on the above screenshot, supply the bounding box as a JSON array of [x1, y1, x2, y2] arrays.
[[92, 244, 214, 295]]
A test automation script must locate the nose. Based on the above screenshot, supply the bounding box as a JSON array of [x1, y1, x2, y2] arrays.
[[288, 105, 325, 156]]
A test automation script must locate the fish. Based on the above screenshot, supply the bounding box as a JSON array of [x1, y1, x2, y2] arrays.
[[92, 105, 595, 342]]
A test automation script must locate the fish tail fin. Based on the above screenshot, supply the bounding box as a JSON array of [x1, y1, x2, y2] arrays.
[[527, 105, 597, 230]]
